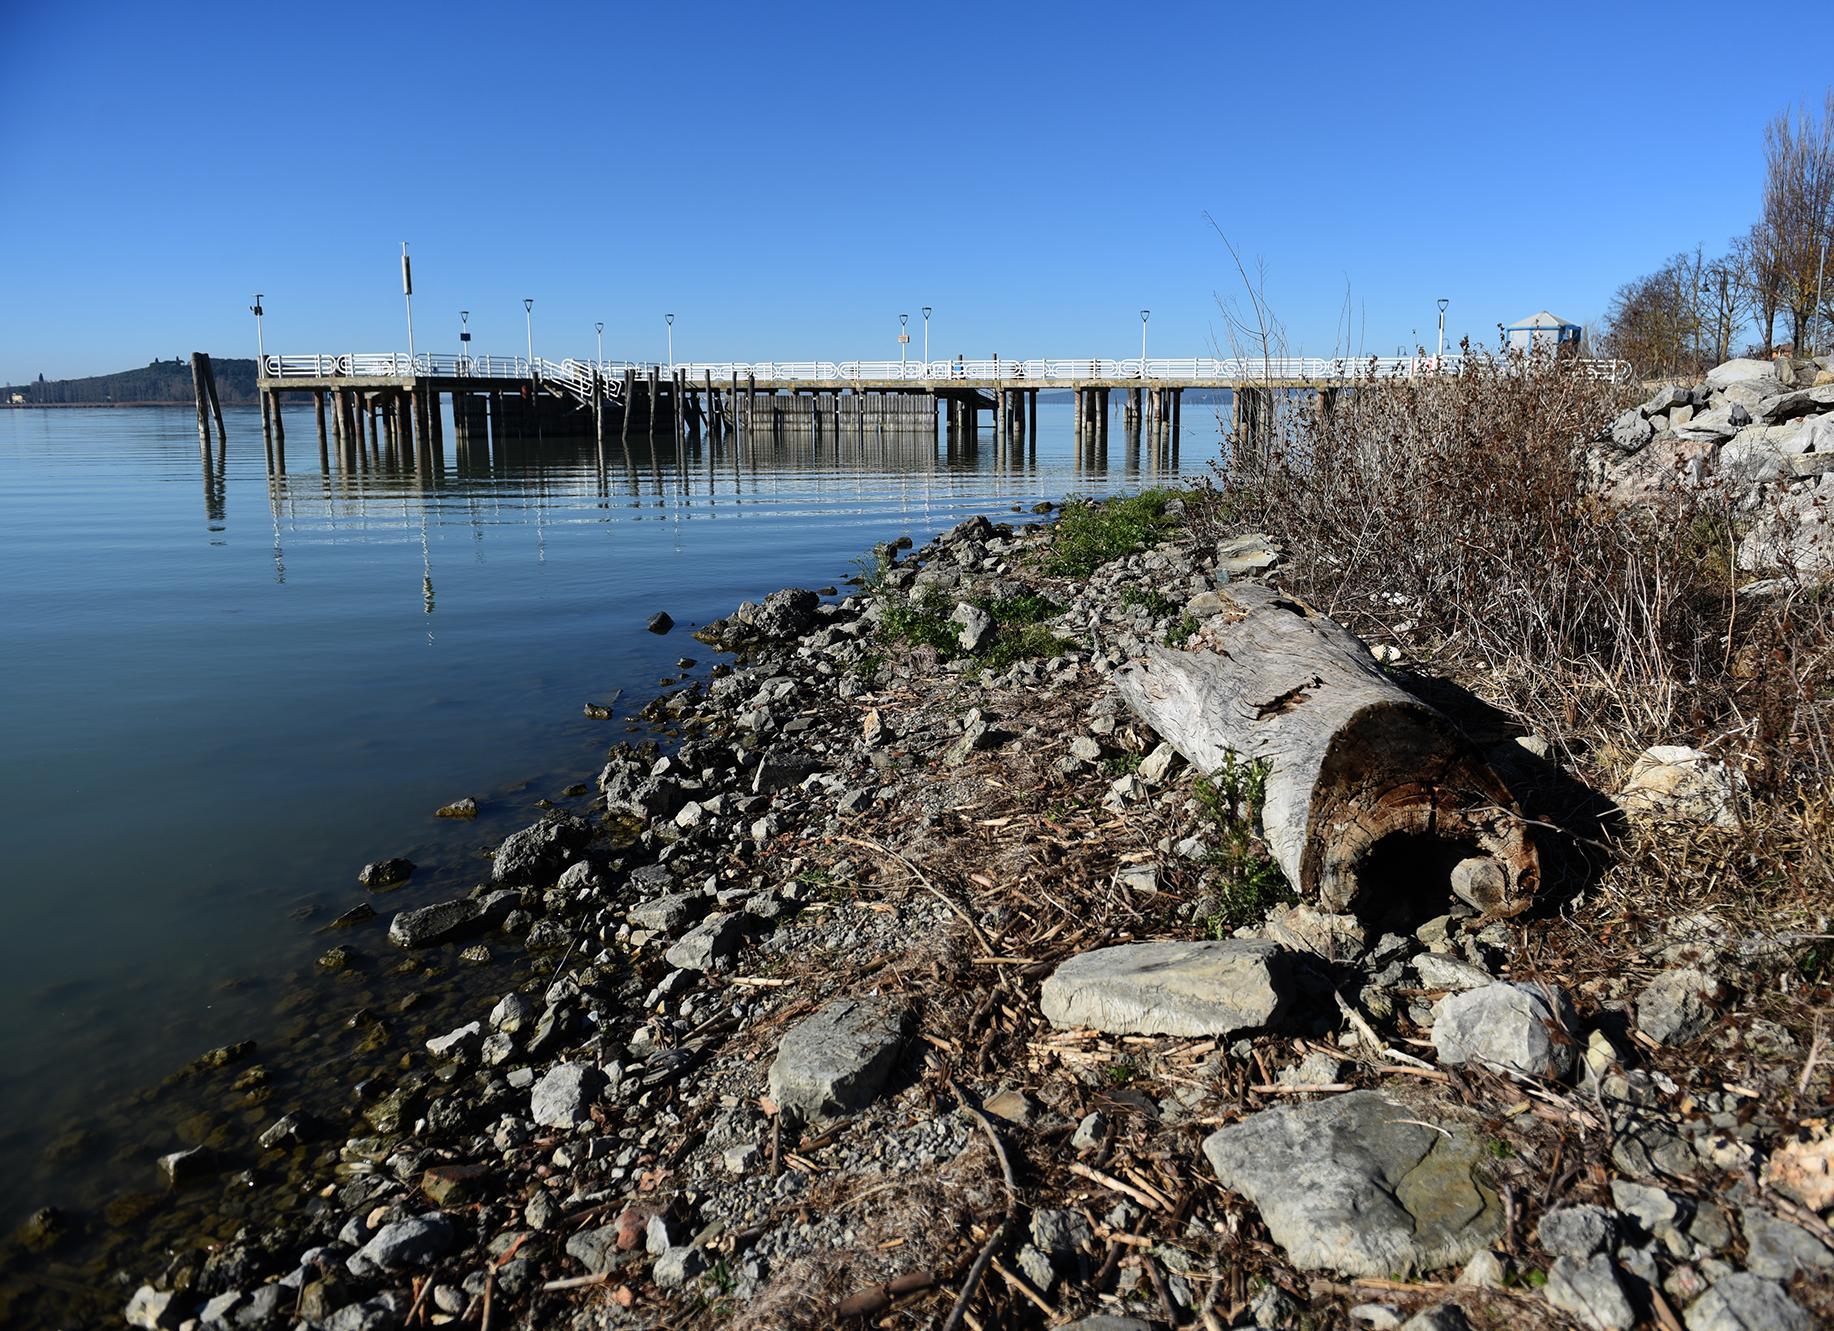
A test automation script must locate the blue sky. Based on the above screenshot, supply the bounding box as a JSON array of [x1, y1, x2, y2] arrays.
[[0, 1, 1821, 379]]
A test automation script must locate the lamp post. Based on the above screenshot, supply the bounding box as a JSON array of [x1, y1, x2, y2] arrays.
[[921, 306, 932, 369], [1139, 309, 1150, 377], [524, 298, 534, 368], [459, 309, 470, 373], [666, 314, 674, 371], [1436, 298, 1448, 361], [595, 321, 604, 367], [401, 242, 415, 361], [250, 293, 265, 368], [899, 312, 909, 369]]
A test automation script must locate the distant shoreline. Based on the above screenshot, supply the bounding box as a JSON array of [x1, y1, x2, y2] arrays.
[[4, 401, 199, 409]]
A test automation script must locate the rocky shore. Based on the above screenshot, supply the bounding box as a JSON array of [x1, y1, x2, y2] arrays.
[[73, 465, 1834, 1330]]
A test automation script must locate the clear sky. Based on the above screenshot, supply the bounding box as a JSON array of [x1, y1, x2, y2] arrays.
[[1, 0, 1822, 379]]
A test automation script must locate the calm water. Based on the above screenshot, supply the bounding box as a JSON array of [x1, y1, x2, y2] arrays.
[[0, 399, 1211, 1229]]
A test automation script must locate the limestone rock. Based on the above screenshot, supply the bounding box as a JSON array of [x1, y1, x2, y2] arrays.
[[1432, 982, 1576, 1081], [491, 816, 590, 885], [1635, 966, 1720, 1044], [1545, 1254, 1634, 1331], [1040, 939, 1290, 1037], [663, 911, 749, 971], [950, 601, 993, 652], [1683, 1272, 1810, 1331], [530, 1062, 606, 1129], [346, 1213, 457, 1277], [1704, 358, 1780, 391], [1201, 1090, 1501, 1275], [1763, 1117, 1834, 1211], [766, 996, 907, 1125], [1617, 746, 1739, 827], [1536, 1204, 1617, 1258], [125, 1285, 178, 1329], [358, 858, 414, 890]]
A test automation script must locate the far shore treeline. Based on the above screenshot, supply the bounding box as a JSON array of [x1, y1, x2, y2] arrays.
[[3, 357, 258, 406]]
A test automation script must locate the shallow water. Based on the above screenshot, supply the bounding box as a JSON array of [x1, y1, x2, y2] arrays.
[[0, 399, 1213, 1236]]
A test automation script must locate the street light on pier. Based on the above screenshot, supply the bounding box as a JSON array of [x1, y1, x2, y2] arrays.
[[459, 310, 470, 373], [1140, 309, 1150, 377], [595, 321, 604, 367], [666, 314, 675, 371], [1436, 298, 1449, 361], [899, 313, 909, 369], [401, 242, 415, 361], [524, 298, 535, 369], [921, 306, 932, 368], [250, 294, 265, 369]]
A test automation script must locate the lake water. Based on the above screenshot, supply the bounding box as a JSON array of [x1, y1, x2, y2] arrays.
[[0, 397, 1212, 1286]]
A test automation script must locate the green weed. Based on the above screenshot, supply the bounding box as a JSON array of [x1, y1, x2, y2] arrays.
[[1045, 490, 1178, 577], [1193, 754, 1293, 930]]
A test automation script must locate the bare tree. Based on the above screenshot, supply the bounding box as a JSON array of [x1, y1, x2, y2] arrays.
[[1762, 90, 1834, 350]]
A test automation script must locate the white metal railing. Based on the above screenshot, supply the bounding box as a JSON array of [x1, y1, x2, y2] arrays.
[[262, 353, 1634, 387]]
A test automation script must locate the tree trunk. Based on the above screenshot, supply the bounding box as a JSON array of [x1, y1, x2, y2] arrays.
[[1115, 584, 1537, 921]]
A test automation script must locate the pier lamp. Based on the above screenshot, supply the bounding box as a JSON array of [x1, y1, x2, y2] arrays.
[[595, 321, 604, 366], [1140, 309, 1150, 377], [922, 306, 931, 368], [666, 314, 675, 371], [1436, 298, 1448, 360], [899, 313, 909, 369], [524, 299, 534, 369], [250, 294, 265, 369], [459, 310, 471, 375]]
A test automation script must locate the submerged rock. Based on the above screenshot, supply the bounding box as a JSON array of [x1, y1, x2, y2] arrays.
[[492, 816, 590, 884], [358, 858, 415, 890]]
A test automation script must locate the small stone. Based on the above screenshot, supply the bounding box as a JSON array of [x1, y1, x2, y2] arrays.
[[1617, 746, 1739, 827], [1265, 904, 1366, 963], [1545, 1254, 1634, 1331], [663, 911, 749, 971], [1609, 1180, 1688, 1237], [525, 1190, 563, 1231], [1401, 1306, 1471, 1331], [425, 1021, 483, 1061], [347, 1213, 457, 1277], [1040, 939, 1290, 1037], [1350, 1306, 1401, 1330], [1740, 1206, 1834, 1281], [1017, 1243, 1056, 1293], [1764, 1117, 1834, 1211], [157, 1145, 213, 1187], [421, 1163, 490, 1206], [358, 858, 414, 890], [1414, 953, 1494, 992], [1448, 857, 1508, 912], [258, 1112, 315, 1150], [388, 897, 490, 949], [647, 612, 674, 634], [984, 1089, 1038, 1124], [125, 1285, 177, 1329], [766, 996, 908, 1126], [1432, 982, 1576, 1080], [490, 992, 535, 1034], [1068, 736, 1102, 762], [1537, 1204, 1617, 1258], [722, 1144, 763, 1174], [628, 892, 707, 934], [435, 797, 478, 819], [950, 601, 993, 652], [1456, 1250, 1506, 1287], [1635, 967, 1719, 1044], [1072, 1111, 1107, 1153], [564, 1226, 621, 1274], [1137, 742, 1179, 784], [1683, 1272, 1810, 1331], [530, 1063, 606, 1129], [1030, 1207, 1094, 1260], [652, 1244, 708, 1289]]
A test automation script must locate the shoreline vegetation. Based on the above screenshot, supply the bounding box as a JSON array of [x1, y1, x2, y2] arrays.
[[8, 350, 1834, 1330]]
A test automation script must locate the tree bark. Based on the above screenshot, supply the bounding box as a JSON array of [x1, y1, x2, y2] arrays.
[[1115, 584, 1536, 920]]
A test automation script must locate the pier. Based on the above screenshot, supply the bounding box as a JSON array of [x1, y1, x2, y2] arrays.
[[245, 351, 1633, 473]]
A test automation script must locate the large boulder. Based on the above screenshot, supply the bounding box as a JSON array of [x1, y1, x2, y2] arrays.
[[388, 895, 508, 949], [492, 816, 590, 884], [744, 588, 820, 639], [1705, 358, 1781, 391], [1202, 1090, 1502, 1275], [1040, 939, 1290, 1037], [766, 996, 908, 1125], [1432, 982, 1577, 1080], [1755, 383, 1834, 423]]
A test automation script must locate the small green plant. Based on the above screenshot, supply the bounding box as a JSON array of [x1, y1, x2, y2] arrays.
[[705, 1258, 737, 1296], [1193, 754, 1293, 930], [878, 586, 958, 653], [1164, 614, 1201, 646], [1103, 1060, 1137, 1085], [1120, 586, 1181, 619], [1101, 753, 1144, 778], [1045, 490, 1177, 577]]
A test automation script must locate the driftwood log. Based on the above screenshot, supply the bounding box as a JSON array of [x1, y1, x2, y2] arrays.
[[1115, 583, 1536, 920]]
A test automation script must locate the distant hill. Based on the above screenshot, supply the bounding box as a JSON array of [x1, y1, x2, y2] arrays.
[[3, 357, 259, 405]]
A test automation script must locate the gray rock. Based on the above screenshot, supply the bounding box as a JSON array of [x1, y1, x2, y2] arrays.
[[647, 611, 674, 634], [748, 587, 820, 638], [491, 816, 590, 885], [157, 1145, 213, 1187], [1683, 1273, 1810, 1331], [652, 1244, 709, 1289], [1432, 982, 1576, 1080], [1201, 1090, 1501, 1275], [236, 1283, 285, 1325], [125, 1285, 178, 1329], [1216, 532, 1283, 579], [1030, 1207, 1095, 1260], [346, 1213, 457, 1277], [1545, 1254, 1634, 1331], [1040, 939, 1290, 1037], [950, 601, 993, 652], [1249, 1285, 1300, 1328], [1644, 386, 1691, 415], [1072, 1111, 1107, 1153], [1705, 358, 1780, 391], [663, 911, 749, 971], [1265, 904, 1366, 963], [1609, 408, 1653, 452], [530, 1062, 606, 1129], [1635, 967, 1719, 1045], [489, 992, 535, 1033], [425, 1021, 482, 1061], [199, 1291, 243, 1324], [1137, 742, 1179, 785], [1457, 1250, 1506, 1287], [563, 1226, 620, 1273], [1740, 1206, 1834, 1281], [1673, 407, 1741, 442], [766, 995, 908, 1125], [388, 897, 489, 949], [1414, 953, 1494, 993], [751, 747, 821, 795], [358, 858, 415, 890], [258, 1112, 315, 1150], [1756, 383, 1834, 423], [628, 892, 707, 934], [1017, 1242, 1056, 1293], [1609, 1180, 1689, 1237], [1537, 1204, 1618, 1258]]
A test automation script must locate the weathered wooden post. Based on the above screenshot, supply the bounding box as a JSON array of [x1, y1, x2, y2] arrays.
[[1116, 582, 1538, 919]]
